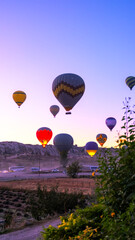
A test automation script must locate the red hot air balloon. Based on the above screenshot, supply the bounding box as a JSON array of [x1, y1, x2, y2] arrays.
[[36, 127, 52, 147], [105, 117, 117, 131]]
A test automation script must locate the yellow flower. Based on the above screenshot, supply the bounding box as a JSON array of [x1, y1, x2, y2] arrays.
[[94, 228, 98, 232], [111, 212, 115, 217], [58, 225, 62, 228], [100, 215, 103, 219], [68, 213, 73, 221], [92, 172, 95, 176], [90, 232, 93, 237], [73, 219, 76, 225]]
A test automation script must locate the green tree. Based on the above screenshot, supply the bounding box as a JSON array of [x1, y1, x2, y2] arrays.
[[67, 161, 81, 178]]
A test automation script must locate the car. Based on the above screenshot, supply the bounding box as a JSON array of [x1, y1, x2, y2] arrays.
[[51, 169, 59, 173], [31, 167, 40, 172], [90, 166, 99, 172], [9, 166, 25, 172]]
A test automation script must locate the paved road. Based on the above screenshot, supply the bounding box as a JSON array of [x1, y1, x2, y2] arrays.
[[0, 217, 61, 240], [0, 171, 92, 182]]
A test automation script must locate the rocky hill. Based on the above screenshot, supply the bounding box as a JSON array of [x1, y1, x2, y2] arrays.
[[0, 141, 118, 171]]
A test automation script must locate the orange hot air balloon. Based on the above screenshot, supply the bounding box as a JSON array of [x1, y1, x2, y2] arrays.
[[13, 90, 26, 108], [36, 127, 52, 147], [96, 133, 107, 147]]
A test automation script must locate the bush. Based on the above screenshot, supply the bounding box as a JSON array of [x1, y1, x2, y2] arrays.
[[40, 204, 104, 240], [96, 97, 135, 239], [67, 161, 81, 178], [28, 185, 89, 221]]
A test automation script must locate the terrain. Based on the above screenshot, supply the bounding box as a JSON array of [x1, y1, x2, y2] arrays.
[[0, 141, 116, 171]]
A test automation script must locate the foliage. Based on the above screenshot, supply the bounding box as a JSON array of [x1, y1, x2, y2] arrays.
[[28, 185, 89, 221], [40, 97, 135, 240], [4, 211, 13, 229], [96, 97, 135, 239], [67, 161, 81, 178], [40, 204, 104, 240]]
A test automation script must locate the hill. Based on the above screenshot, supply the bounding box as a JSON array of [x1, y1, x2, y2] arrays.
[[0, 141, 117, 171]]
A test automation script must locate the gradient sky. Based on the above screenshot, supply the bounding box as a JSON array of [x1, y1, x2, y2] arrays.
[[0, 0, 135, 148]]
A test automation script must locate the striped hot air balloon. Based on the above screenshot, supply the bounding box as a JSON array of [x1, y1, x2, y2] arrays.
[[125, 76, 135, 90], [13, 90, 26, 107], [52, 73, 85, 114]]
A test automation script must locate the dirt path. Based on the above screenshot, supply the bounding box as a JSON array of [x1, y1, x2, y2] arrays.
[[0, 217, 61, 240]]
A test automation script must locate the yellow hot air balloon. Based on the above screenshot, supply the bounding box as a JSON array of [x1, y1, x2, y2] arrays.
[[85, 142, 98, 157], [13, 91, 26, 108]]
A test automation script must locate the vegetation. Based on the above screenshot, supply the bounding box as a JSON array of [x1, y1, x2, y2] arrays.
[[28, 185, 91, 221], [67, 161, 81, 178], [40, 97, 135, 240]]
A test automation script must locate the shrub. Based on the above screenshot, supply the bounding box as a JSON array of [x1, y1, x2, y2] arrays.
[[28, 185, 89, 221], [96, 97, 135, 239], [67, 161, 81, 178], [40, 204, 104, 239]]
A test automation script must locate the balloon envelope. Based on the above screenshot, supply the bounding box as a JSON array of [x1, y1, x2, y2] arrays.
[[96, 133, 107, 147], [52, 73, 85, 113], [50, 105, 60, 117], [85, 141, 98, 157], [125, 76, 135, 90], [105, 117, 117, 131], [13, 90, 26, 107], [36, 127, 52, 147], [53, 133, 73, 153]]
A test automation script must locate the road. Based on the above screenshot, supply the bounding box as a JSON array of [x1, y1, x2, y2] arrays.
[[0, 171, 93, 182], [0, 217, 61, 240]]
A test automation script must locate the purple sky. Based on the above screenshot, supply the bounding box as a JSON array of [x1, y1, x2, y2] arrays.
[[0, 0, 135, 147]]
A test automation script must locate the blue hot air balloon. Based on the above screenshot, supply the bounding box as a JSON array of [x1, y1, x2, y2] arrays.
[[53, 133, 73, 153], [52, 73, 85, 114], [85, 141, 98, 157], [105, 117, 117, 131], [125, 76, 135, 90]]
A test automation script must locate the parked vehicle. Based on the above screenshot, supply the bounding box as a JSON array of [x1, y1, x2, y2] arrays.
[[51, 168, 59, 173], [31, 167, 40, 172], [9, 166, 25, 172], [90, 166, 99, 172]]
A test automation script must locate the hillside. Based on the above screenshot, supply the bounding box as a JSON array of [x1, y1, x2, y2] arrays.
[[0, 141, 117, 171]]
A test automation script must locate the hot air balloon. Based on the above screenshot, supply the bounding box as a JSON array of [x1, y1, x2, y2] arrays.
[[105, 117, 117, 131], [125, 76, 135, 90], [52, 73, 85, 114], [36, 127, 52, 148], [53, 133, 73, 168], [13, 90, 26, 108], [85, 141, 98, 157], [50, 105, 60, 117], [96, 133, 107, 147]]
